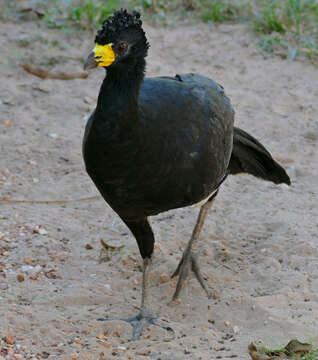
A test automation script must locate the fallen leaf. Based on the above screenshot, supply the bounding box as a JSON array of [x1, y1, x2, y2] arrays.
[[285, 339, 312, 355], [97, 340, 111, 348], [248, 339, 315, 360], [96, 334, 107, 340], [100, 238, 124, 250], [5, 120, 12, 127]]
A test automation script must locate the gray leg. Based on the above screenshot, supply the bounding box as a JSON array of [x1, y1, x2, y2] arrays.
[[99, 257, 173, 340], [171, 191, 218, 302]]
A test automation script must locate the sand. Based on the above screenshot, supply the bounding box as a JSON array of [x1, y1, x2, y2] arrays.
[[0, 17, 317, 359]]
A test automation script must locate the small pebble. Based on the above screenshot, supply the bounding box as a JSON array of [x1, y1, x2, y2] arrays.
[[48, 133, 58, 139], [17, 273, 25, 282], [6, 332, 15, 344], [159, 273, 170, 284]]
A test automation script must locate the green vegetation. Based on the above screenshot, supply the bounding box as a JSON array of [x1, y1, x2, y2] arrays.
[[0, 0, 317, 62], [250, 340, 318, 360], [252, 0, 318, 61], [69, 0, 123, 29], [197, 0, 250, 23], [262, 347, 318, 359], [302, 349, 318, 360]]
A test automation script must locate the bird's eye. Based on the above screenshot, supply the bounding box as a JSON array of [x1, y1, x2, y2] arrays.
[[117, 41, 128, 53]]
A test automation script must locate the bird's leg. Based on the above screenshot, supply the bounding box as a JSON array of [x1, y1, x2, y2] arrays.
[[171, 190, 219, 302], [99, 257, 173, 340]]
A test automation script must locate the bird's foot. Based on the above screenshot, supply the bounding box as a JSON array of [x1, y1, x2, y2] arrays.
[[170, 250, 211, 302], [98, 310, 174, 341]]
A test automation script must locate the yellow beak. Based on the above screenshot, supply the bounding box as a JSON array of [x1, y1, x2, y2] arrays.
[[84, 43, 115, 70]]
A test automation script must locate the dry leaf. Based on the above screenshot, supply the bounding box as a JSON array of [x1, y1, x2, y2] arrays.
[[285, 340, 312, 355], [100, 238, 124, 250], [97, 340, 111, 348], [248, 339, 314, 360]]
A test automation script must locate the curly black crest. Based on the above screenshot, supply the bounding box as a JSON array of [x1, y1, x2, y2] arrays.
[[95, 9, 143, 44]]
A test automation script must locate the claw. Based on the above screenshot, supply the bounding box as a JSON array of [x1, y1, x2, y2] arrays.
[[171, 250, 211, 301], [98, 312, 174, 341]]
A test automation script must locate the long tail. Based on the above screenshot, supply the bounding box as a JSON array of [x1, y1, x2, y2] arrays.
[[228, 127, 291, 185]]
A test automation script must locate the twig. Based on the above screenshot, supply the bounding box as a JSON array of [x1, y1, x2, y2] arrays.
[[21, 64, 88, 80], [0, 195, 101, 204], [298, 48, 318, 54]]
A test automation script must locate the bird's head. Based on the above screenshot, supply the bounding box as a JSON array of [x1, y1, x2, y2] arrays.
[[84, 9, 149, 71]]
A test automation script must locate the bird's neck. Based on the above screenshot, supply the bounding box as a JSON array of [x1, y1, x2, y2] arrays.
[[96, 59, 145, 121]]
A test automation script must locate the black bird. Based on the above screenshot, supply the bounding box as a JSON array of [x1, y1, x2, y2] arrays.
[[83, 9, 290, 340]]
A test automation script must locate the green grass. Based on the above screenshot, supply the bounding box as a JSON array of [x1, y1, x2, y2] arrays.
[[302, 349, 318, 360], [1, 0, 317, 62], [196, 0, 251, 23], [251, 0, 318, 61], [69, 0, 124, 29]]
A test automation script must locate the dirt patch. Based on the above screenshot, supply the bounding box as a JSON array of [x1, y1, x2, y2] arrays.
[[0, 18, 317, 359]]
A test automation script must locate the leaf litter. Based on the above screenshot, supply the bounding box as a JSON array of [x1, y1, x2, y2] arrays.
[[249, 339, 316, 360]]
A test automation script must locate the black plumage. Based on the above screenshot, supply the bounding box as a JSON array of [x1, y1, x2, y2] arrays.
[[83, 9, 290, 339]]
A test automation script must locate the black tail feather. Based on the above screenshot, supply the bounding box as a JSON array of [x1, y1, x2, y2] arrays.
[[229, 127, 291, 185]]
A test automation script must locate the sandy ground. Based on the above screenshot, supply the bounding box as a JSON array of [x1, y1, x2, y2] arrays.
[[0, 15, 318, 360]]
